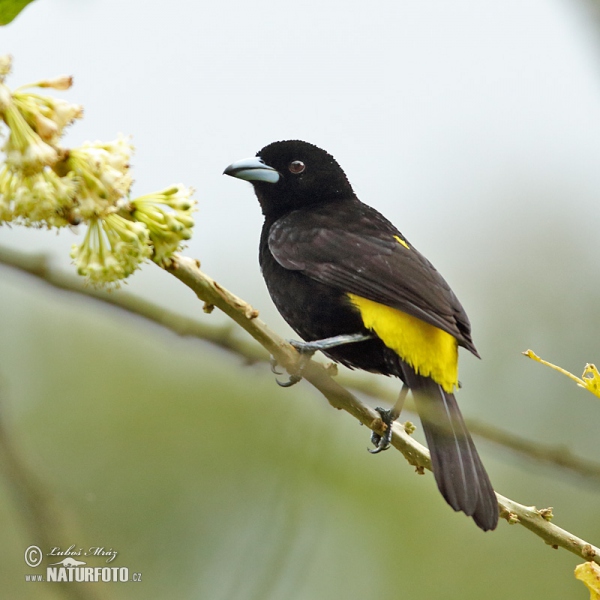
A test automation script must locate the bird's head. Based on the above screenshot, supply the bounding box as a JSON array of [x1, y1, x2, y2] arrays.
[[224, 140, 354, 218]]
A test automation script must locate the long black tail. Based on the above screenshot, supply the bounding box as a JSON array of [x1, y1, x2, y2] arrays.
[[403, 369, 498, 531]]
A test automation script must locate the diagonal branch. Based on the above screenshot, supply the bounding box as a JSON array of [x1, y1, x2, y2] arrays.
[[166, 255, 600, 564], [0, 245, 599, 563], [1, 244, 599, 482]]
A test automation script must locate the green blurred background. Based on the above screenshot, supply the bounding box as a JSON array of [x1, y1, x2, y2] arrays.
[[2, 0, 600, 598]]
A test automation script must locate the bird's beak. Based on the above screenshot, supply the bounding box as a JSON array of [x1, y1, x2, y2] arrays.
[[223, 157, 280, 184]]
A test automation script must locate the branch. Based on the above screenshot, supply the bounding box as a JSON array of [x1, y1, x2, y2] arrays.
[[0, 245, 266, 361], [1, 245, 599, 563], [166, 255, 600, 564], [467, 420, 600, 482], [1, 245, 598, 482], [166, 255, 397, 453]]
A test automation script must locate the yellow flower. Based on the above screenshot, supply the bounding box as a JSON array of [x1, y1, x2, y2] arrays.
[[71, 214, 151, 287], [0, 56, 198, 286], [66, 134, 134, 219], [12, 168, 77, 227], [2, 101, 58, 174], [131, 185, 195, 264], [12, 90, 82, 145]]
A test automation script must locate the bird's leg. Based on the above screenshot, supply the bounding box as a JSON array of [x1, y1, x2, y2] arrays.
[[289, 333, 373, 354], [274, 332, 373, 387], [369, 384, 409, 453]]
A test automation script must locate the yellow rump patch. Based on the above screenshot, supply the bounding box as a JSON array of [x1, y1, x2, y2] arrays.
[[394, 235, 410, 250], [348, 293, 459, 392]]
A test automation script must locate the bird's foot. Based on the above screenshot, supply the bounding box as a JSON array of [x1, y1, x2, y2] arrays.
[[369, 407, 395, 454], [270, 333, 373, 387], [368, 384, 408, 453], [270, 354, 303, 387]]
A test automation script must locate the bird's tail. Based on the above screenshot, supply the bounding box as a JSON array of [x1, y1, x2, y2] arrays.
[[404, 369, 498, 531]]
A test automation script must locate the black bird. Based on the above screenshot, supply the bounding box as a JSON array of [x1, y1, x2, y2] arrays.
[[224, 140, 498, 531]]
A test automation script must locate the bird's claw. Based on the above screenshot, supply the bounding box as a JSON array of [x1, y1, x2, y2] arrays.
[[276, 374, 303, 387], [270, 355, 283, 375], [369, 407, 394, 454], [270, 349, 309, 387]]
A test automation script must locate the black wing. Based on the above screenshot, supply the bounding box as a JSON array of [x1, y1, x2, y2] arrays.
[[268, 200, 478, 355]]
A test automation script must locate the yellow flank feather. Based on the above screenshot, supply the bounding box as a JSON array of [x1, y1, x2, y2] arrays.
[[347, 293, 459, 392], [394, 235, 410, 250]]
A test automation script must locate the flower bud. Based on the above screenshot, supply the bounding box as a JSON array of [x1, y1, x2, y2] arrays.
[[0, 55, 12, 79], [35, 75, 73, 90]]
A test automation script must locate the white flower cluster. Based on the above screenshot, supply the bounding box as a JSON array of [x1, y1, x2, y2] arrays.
[[0, 55, 196, 287], [132, 186, 195, 265]]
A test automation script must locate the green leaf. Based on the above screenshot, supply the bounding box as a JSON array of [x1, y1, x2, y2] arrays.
[[0, 0, 37, 25]]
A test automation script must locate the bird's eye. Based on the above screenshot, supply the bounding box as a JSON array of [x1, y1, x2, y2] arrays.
[[288, 160, 306, 174]]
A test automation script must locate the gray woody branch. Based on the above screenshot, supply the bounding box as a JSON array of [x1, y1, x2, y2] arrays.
[[0, 245, 599, 565], [2, 243, 600, 484], [166, 255, 600, 565]]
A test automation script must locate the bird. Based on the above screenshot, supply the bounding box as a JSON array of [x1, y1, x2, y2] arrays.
[[224, 140, 498, 531]]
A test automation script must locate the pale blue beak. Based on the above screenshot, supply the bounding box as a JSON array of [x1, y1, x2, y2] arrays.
[[223, 156, 280, 184]]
